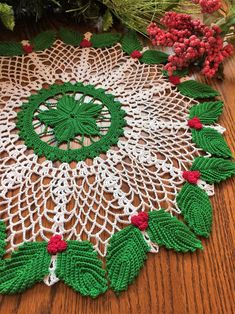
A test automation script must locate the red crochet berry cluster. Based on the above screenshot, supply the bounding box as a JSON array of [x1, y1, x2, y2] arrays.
[[47, 235, 67, 255], [147, 12, 233, 78], [192, 0, 221, 13], [80, 39, 92, 48], [183, 171, 201, 184], [188, 117, 203, 130], [130, 50, 142, 59], [131, 212, 149, 231], [22, 44, 34, 54], [169, 75, 181, 85]]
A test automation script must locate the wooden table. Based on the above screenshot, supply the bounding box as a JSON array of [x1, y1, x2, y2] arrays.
[[0, 18, 234, 314]]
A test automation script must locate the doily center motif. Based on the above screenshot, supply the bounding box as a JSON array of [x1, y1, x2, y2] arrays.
[[16, 82, 126, 162]]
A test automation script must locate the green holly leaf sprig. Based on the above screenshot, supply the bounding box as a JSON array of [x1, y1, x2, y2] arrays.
[[106, 210, 202, 293], [0, 222, 107, 297], [177, 156, 235, 237], [59, 27, 121, 48], [188, 100, 232, 158], [121, 31, 169, 64], [0, 30, 56, 56], [178, 97, 234, 236]]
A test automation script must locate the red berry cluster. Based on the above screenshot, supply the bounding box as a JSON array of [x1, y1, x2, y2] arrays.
[[147, 12, 233, 78], [192, 0, 221, 13], [22, 44, 34, 54], [182, 171, 201, 184], [47, 235, 67, 255], [130, 50, 143, 59], [188, 117, 203, 130], [80, 39, 92, 48], [131, 212, 149, 231]]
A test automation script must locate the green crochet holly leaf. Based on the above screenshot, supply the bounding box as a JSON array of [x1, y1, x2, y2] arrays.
[[90, 33, 121, 48], [106, 225, 149, 293], [147, 210, 203, 252], [121, 31, 143, 55], [189, 101, 224, 124], [56, 241, 107, 297], [177, 80, 219, 99], [140, 50, 169, 64], [0, 242, 51, 294], [177, 183, 212, 237], [0, 3, 15, 30], [0, 42, 23, 56], [162, 68, 189, 77], [38, 94, 102, 144], [31, 30, 56, 51], [58, 27, 83, 46], [0, 221, 6, 259], [191, 128, 232, 158], [191, 157, 235, 184]]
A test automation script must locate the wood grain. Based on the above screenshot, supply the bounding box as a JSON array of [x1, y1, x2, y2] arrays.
[[0, 17, 234, 314]]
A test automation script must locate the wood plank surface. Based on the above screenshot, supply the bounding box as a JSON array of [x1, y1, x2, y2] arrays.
[[0, 17, 234, 314]]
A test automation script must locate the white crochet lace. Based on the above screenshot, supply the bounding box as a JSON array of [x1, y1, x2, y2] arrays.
[[0, 40, 216, 257]]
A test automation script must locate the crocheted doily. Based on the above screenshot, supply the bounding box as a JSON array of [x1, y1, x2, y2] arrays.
[[0, 30, 234, 296]]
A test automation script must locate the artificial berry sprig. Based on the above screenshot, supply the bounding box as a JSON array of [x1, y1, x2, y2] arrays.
[[131, 212, 149, 231], [192, 0, 221, 13], [147, 12, 233, 78]]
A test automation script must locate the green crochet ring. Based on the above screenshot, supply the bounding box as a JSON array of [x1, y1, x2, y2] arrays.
[[16, 82, 126, 163]]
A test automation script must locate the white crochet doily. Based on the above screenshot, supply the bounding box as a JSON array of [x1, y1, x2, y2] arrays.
[[0, 40, 216, 258]]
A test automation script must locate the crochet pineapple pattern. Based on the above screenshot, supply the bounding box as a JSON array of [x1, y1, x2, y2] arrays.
[[0, 29, 234, 296]]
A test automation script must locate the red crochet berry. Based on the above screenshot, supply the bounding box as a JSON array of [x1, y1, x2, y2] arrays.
[[23, 44, 33, 54], [169, 75, 181, 85], [131, 212, 149, 231], [130, 50, 142, 59], [80, 39, 92, 48], [188, 117, 203, 130], [47, 235, 67, 255], [183, 170, 201, 184]]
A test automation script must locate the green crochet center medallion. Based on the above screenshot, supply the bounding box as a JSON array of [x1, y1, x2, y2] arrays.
[[17, 82, 126, 162]]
